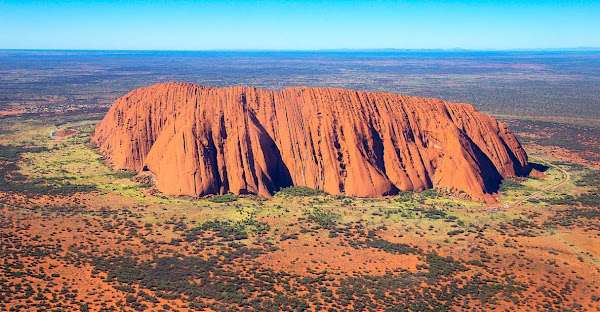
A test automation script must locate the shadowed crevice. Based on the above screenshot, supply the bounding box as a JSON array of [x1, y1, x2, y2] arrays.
[[249, 113, 293, 194], [464, 135, 503, 194]]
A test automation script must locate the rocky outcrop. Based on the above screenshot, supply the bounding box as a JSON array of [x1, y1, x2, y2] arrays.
[[92, 82, 529, 201]]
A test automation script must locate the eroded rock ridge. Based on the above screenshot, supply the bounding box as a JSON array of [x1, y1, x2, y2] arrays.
[[92, 82, 529, 201]]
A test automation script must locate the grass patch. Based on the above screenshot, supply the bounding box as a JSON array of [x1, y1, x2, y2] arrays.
[[0, 144, 98, 196]]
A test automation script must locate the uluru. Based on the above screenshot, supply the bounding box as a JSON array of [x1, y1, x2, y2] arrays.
[[91, 82, 529, 201]]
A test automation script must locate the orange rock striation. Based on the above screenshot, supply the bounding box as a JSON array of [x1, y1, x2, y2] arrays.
[[92, 82, 528, 201]]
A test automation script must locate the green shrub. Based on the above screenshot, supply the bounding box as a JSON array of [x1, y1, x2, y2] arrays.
[[499, 179, 523, 192], [394, 190, 414, 202], [363, 239, 418, 255], [423, 253, 467, 278], [276, 186, 326, 197], [575, 170, 600, 187], [207, 193, 239, 203], [112, 171, 137, 179], [199, 220, 247, 239], [303, 208, 339, 229]]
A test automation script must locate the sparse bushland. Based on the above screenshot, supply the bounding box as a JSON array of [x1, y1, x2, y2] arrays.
[[574, 170, 600, 188], [2, 113, 600, 312], [0, 144, 97, 196], [545, 191, 600, 207], [302, 207, 340, 229], [499, 179, 524, 192]]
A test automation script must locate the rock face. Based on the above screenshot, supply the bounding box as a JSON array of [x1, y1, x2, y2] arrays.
[[92, 82, 529, 201]]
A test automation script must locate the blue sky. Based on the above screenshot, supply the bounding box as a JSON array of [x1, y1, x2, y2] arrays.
[[1, 0, 598, 50]]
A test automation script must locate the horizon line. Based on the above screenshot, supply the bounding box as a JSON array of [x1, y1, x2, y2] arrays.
[[1, 47, 600, 53]]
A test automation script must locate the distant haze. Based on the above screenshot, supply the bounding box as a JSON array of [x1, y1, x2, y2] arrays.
[[1, 0, 599, 50], [1, 50, 599, 118]]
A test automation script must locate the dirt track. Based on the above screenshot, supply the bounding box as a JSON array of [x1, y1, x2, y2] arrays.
[[485, 161, 570, 212]]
